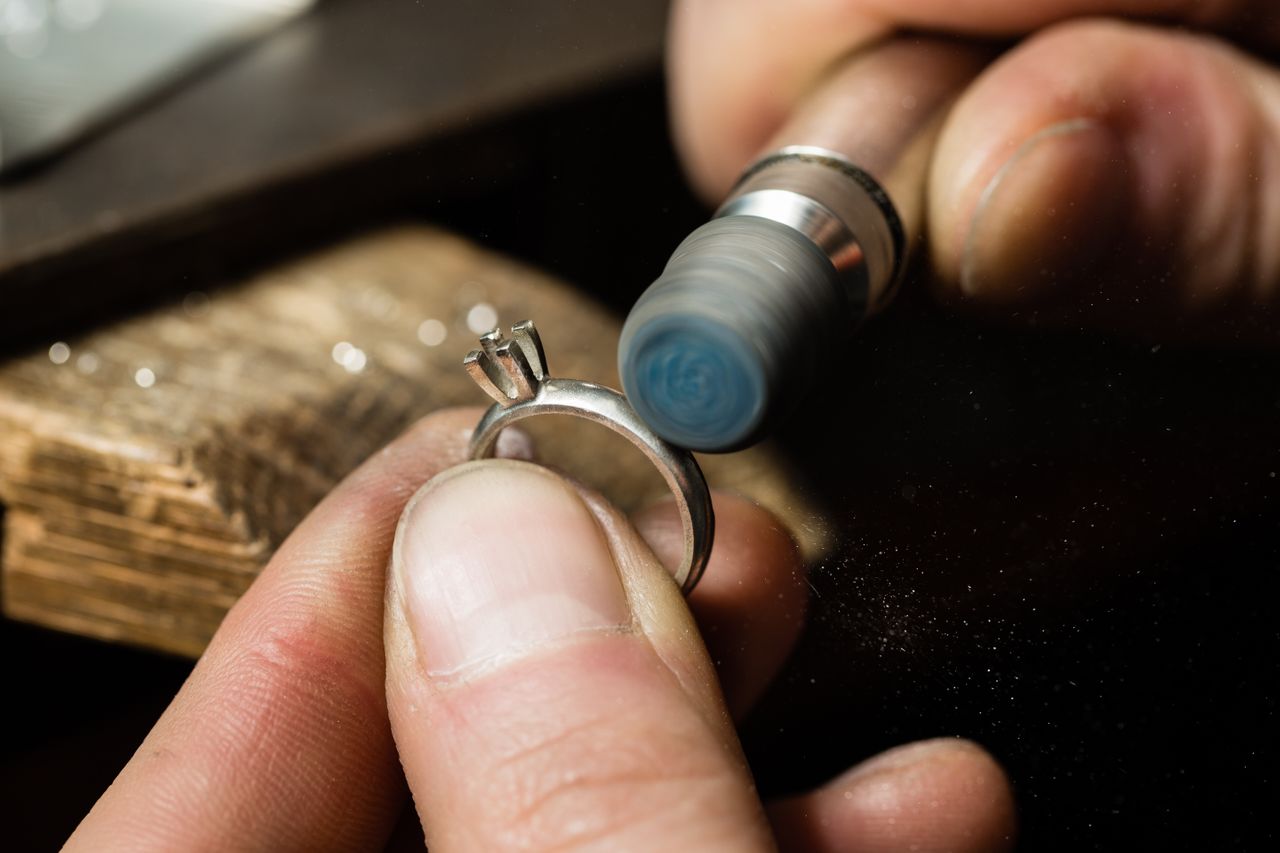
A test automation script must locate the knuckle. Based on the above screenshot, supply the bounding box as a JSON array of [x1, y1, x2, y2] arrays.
[[213, 612, 384, 749], [473, 699, 744, 850]]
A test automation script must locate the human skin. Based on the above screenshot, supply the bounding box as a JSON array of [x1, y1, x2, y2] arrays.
[[65, 409, 1015, 851], [67, 2, 1280, 848], [670, 1, 1280, 340]]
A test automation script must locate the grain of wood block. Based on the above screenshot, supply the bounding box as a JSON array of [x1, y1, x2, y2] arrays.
[[0, 227, 827, 657]]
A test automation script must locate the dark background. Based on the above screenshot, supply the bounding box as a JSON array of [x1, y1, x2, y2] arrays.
[[3, 5, 1279, 851]]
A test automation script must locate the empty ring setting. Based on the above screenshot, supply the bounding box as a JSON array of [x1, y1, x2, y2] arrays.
[[465, 320, 714, 593]]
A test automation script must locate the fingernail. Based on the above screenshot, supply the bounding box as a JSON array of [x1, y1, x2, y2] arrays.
[[961, 118, 1128, 302], [392, 460, 630, 677]]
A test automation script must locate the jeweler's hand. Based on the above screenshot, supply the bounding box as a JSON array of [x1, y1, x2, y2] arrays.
[[65, 409, 1014, 852], [671, 2, 1280, 339]]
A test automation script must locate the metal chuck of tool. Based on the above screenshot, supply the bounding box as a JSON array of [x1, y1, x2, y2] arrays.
[[619, 38, 989, 452]]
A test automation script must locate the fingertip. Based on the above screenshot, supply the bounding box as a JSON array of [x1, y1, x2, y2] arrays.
[[930, 18, 1280, 331], [927, 23, 1138, 308], [635, 493, 808, 717], [667, 0, 890, 203], [634, 492, 804, 596], [770, 738, 1017, 853], [682, 494, 808, 652]]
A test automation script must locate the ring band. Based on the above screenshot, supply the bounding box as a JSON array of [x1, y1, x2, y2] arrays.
[[465, 321, 714, 593]]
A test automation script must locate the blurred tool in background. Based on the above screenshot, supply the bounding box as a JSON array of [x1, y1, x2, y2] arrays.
[[620, 39, 990, 452], [0, 0, 314, 177]]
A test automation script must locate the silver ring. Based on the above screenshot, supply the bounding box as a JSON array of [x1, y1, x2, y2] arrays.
[[464, 320, 714, 593]]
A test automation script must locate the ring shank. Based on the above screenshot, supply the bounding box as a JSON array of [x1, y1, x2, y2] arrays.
[[469, 378, 714, 593]]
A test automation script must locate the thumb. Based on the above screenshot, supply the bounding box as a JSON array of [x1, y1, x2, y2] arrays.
[[383, 460, 773, 851]]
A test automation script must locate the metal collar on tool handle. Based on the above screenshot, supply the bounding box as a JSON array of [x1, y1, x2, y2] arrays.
[[465, 320, 715, 594], [720, 145, 908, 318]]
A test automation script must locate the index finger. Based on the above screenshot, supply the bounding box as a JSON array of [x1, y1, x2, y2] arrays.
[[65, 408, 518, 852], [670, 0, 1277, 196]]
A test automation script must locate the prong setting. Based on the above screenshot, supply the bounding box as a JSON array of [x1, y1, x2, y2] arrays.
[[510, 319, 548, 379], [464, 320, 547, 407]]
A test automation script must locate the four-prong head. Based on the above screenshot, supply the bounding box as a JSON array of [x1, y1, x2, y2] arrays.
[[463, 320, 549, 407]]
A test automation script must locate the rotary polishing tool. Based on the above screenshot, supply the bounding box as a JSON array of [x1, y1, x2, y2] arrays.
[[619, 39, 989, 452]]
